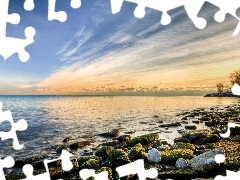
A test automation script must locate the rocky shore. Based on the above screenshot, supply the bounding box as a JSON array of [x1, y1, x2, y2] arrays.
[[204, 92, 240, 97], [6, 100, 240, 180]]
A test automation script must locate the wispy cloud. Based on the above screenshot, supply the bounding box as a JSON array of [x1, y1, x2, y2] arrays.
[[36, 2, 240, 94]]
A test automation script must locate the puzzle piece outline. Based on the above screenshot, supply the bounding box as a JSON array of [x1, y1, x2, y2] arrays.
[[0, 156, 15, 180], [0, 0, 36, 62], [21, 149, 74, 180], [110, 0, 240, 36], [0, 102, 28, 150]]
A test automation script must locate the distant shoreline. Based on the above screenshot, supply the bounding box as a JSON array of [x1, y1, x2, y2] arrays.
[[204, 92, 240, 97]]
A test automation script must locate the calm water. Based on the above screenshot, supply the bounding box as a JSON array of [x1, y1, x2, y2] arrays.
[[0, 95, 239, 159]]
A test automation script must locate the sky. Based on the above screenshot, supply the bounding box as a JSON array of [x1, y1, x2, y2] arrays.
[[0, 0, 240, 95]]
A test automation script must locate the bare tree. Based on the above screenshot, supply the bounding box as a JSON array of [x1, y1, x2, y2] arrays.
[[216, 83, 224, 93], [229, 69, 240, 85]]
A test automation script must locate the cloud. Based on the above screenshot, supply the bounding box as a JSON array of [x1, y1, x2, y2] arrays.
[[36, 3, 240, 93]]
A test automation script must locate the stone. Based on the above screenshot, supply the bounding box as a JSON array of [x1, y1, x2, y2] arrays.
[[174, 138, 191, 143], [189, 148, 224, 173], [62, 137, 73, 143], [68, 141, 91, 150], [161, 149, 194, 165], [126, 133, 159, 147], [193, 134, 221, 145], [175, 158, 188, 169], [98, 129, 121, 138], [147, 148, 161, 163], [128, 143, 143, 160], [170, 142, 195, 151], [114, 135, 132, 142], [185, 125, 197, 130], [159, 122, 181, 128], [105, 149, 131, 167], [182, 130, 209, 140]]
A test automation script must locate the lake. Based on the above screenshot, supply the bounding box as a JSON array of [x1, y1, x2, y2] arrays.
[[0, 95, 239, 159]]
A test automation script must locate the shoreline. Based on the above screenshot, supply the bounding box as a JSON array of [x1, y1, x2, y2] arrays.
[[5, 99, 240, 179], [204, 92, 240, 98]]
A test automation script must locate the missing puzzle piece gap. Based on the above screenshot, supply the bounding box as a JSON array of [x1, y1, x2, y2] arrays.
[[109, 0, 240, 35], [232, 83, 240, 95], [0, 156, 15, 180], [0, 101, 28, 150], [21, 150, 74, 180], [24, 0, 35, 11]]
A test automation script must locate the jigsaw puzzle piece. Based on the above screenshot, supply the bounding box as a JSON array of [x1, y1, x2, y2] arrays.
[[48, 0, 82, 22], [215, 170, 240, 180], [207, 0, 240, 35], [0, 102, 28, 150], [220, 122, 240, 138], [183, 0, 207, 29], [0, 27, 36, 62], [21, 150, 74, 180], [48, 0, 67, 22], [0, 0, 20, 38], [232, 83, 240, 95], [0, 0, 36, 62], [0, 156, 14, 180], [116, 159, 158, 180], [109, 0, 207, 27], [22, 164, 50, 180]]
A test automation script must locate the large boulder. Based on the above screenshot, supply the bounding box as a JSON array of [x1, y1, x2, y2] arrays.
[[189, 148, 224, 173]]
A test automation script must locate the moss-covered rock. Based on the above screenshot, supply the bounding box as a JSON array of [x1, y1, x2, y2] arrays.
[[231, 135, 240, 142], [56, 145, 67, 154], [105, 149, 131, 167], [81, 159, 101, 168], [95, 146, 115, 158], [126, 133, 159, 147], [98, 129, 121, 138], [6, 173, 26, 180], [94, 167, 113, 180], [193, 134, 220, 145], [189, 148, 224, 173], [115, 135, 132, 142], [68, 141, 91, 150], [128, 143, 143, 160], [174, 138, 191, 143], [76, 156, 102, 167], [213, 141, 240, 171], [158, 169, 198, 179], [14, 154, 48, 167], [144, 163, 163, 176], [161, 149, 194, 165], [182, 130, 210, 141], [170, 142, 195, 151]]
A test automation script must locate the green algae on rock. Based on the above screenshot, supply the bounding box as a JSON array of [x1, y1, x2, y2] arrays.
[[161, 149, 194, 164], [95, 146, 115, 158], [126, 133, 159, 147], [170, 142, 195, 151], [158, 169, 198, 179], [68, 141, 91, 150], [128, 143, 143, 160], [105, 149, 131, 167]]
